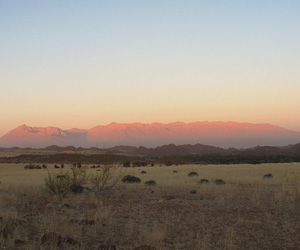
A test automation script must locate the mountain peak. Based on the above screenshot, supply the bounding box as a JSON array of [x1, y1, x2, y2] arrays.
[[0, 121, 299, 148]]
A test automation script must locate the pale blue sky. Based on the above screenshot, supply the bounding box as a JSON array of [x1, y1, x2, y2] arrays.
[[1, 1, 300, 135]]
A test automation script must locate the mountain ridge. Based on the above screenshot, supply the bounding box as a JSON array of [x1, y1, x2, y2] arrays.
[[0, 121, 299, 148]]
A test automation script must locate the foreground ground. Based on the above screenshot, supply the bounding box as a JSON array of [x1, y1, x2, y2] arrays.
[[0, 163, 300, 249]]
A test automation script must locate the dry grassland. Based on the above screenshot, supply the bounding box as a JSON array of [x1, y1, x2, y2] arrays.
[[1, 163, 300, 249]]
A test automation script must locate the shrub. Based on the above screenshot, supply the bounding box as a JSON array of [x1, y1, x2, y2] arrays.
[[42, 164, 47, 169], [91, 165, 101, 169], [122, 175, 141, 183], [188, 172, 198, 177], [173, 170, 178, 173], [132, 162, 148, 167], [44, 173, 72, 198], [70, 184, 84, 194], [123, 161, 131, 167], [144, 180, 157, 186], [90, 165, 122, 193], [214, 179, 226, 185], [44, 166, 88, 199], [141, 171, 147, 174], [263, 173, 273, 179], [44, 165, 122, 198], [0, 214, 19, 241], [199, 179, 210, 184], [24, 164, 41, 169]]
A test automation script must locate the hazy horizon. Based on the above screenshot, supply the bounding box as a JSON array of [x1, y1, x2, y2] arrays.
[[1, 1, 300, 137]]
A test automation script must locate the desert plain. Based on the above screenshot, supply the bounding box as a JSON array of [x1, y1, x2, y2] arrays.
[[0, 162, 300, 250]]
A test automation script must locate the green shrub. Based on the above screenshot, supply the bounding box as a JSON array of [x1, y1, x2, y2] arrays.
[[42, 164, 47, 169], [24, 164, 41, 169], [188, 172, 198, 177], [144, 180, 157, 186], [199, 179, 209, 184], [121, 175, 141, 183], [141, 171, 147, 174], [214, 179, 226, 185], [263, 173, 273, 179], [173, 170, 178, 173], [123, 161, 131, 167]]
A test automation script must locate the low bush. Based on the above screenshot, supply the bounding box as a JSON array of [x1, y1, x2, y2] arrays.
[[173, 170, 178, 173], [199, 179, 210, 184], [122, 175, 141, 183], [141, 171, 147, 174], [90, 165, 101, 169], [123, 161, 131, 167], [24, 164, 41, 169], [188, 172, 198, 177], [90, 165, 122, 193], [144, 180, 157, 186], [44, 166, 88, 199], [214, 179, 226, 185], [70, 184, 84, 194], [263, 173, 273, 179]]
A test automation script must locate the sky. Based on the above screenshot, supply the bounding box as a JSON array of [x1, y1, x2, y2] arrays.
[[1, 1, 300, 136]]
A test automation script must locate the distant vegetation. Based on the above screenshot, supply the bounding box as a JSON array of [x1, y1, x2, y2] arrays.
[[24, 164, 42, 169], [188, 172, 198, 177], [181, 154, 300, 165], [144, 180, 157, 186], [121, 175, 141, 183]]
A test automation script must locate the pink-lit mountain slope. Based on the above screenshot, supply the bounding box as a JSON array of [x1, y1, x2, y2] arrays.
[[0, 122, 299, 148], [0, 125, 88, 148]]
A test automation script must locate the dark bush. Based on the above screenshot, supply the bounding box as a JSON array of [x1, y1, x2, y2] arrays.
[[188, 172, 198, 177], [144, 180, 157, 186], [214, 179, 226, 185], [263, 173, 273, 179], [123, 161, 131, 167], [61, 164, 64, 169], [122, 175, 141, 183], [141, 171, 147, 174], [199, 179, 210, 184], [70, 185, 84, 194], [173, 170, 178, 173], [54, 164, 59, 169], [132, 162, 148, 167], [24, 164, 41, 169], [42, 164, 47, 169], [57, 175, 66, 179]]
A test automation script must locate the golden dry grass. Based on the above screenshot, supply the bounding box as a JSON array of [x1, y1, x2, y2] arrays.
[[0, 162, 300, 249]]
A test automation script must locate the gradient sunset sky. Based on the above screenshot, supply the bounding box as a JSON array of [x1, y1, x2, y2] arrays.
[[1, 1, 300, 136]]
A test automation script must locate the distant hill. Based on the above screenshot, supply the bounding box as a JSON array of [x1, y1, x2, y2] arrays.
[[1, 142, 300, 164], [0, 121, 299, 148]]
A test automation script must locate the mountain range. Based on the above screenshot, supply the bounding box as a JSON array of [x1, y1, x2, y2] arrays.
[[0, 122, 299, 148]]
